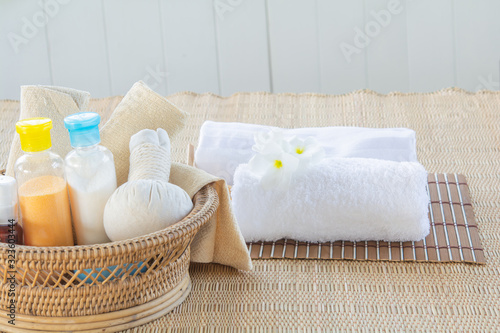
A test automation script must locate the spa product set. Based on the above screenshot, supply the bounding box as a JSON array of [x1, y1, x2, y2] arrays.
[[1, 112, 190, 247], [0, 82, 441, 333]]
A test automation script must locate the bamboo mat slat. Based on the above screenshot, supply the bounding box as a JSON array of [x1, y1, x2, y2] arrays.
[[248, 173, 485, 264], [1, 88, 499, 331]]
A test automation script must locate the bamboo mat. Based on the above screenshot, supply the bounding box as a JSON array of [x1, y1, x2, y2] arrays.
[[186, 146, 485, 264], [1, 88, 499, 331], [248, 173, 485, 264]]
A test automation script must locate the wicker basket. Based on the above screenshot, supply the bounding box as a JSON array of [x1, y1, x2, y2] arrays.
[[0, 184, 219, 332]]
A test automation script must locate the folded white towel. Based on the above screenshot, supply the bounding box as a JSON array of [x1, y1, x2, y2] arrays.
[[231, 158, 430, 243], [195, 121, 418, 185]]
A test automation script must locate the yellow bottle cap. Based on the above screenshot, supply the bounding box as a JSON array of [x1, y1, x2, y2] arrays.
[[16, 118, 53, 152]]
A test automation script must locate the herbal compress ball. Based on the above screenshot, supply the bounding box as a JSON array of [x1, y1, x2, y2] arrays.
[[103, 128, 193, 241]]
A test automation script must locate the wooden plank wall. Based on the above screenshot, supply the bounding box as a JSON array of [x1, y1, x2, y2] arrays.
[[1, 0, 499, 99]]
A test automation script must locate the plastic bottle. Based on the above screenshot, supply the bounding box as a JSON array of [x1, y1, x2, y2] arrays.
[[64, 112, 116, 245], [0, 175, 23, 245], [14, 118, 74, 246]]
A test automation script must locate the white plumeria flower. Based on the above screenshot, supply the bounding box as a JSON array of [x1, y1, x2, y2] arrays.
[[248, 130, 325, 191], [286, 136, 325, 171], [248, 143, 299, 191]]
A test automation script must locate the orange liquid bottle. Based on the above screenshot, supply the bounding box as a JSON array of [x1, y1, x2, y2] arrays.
[[14, 118, 74, 247]]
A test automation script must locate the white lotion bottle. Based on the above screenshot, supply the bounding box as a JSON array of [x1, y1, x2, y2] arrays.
[[64, 112, 117, 245]]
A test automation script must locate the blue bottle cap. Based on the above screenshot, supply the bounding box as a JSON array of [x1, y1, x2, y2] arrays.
[[64, 112, 101, 148]]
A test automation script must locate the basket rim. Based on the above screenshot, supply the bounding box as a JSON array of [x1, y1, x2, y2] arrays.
[[0, 184, 219, 258]]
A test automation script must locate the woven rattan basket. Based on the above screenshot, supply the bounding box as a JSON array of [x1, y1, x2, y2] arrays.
[[0, 183, 218, 332]]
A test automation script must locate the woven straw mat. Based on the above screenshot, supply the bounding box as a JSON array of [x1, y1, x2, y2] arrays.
[[0, 88, 499, 332]]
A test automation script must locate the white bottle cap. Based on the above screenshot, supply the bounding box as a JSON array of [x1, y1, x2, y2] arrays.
[[0, 175, 18, 225]]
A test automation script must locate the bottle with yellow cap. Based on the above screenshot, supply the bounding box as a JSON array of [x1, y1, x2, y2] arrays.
[[14, 117, 74, 247]]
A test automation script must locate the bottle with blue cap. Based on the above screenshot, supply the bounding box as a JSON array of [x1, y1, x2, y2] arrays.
[[64, 112, 117, 245]]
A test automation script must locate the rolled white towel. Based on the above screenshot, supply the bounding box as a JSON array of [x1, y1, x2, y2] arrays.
[[195, 121, 418, 185], [231, 158, 430, 243]]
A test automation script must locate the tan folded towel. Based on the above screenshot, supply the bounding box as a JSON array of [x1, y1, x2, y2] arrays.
[[170, 163, 251, 270], [6, 82, 252, 271]]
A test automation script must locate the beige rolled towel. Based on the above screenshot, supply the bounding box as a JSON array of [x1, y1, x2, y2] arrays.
[[5, 85, 90, 176]]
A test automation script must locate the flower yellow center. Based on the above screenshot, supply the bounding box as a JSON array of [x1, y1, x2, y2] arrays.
[[274, 160, 283, 169], [295, 147, 304, 154]]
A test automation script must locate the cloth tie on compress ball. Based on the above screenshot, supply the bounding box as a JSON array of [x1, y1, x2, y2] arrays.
[[128, 128, 171, 181]]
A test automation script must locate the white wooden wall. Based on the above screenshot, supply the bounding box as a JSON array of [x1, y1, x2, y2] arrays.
[[1, 0, 499, 100]]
